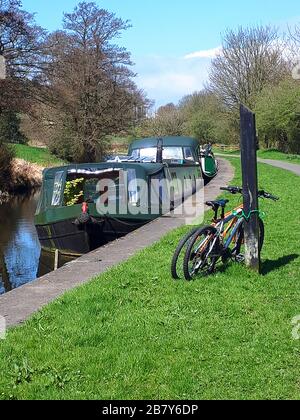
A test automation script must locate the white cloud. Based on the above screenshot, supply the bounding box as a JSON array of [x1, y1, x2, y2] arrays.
[[184, 46, 222, 60], [140, 73, 198, 92], [134, 54, 212, 107]]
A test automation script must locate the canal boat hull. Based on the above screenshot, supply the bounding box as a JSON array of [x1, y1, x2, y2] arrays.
[[35, 214, 150, 255]]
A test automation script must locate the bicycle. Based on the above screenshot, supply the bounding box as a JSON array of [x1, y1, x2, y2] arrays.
[[171, 187, 242, 280], [171, 186, 246, 280], [182, 186, 279, 280], [171, 188, 245, 280]]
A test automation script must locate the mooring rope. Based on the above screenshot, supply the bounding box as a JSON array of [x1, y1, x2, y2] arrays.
[[232, 209, 266, 221]]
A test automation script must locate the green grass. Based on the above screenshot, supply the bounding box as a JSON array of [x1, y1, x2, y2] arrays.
[[214, 147, 240, 156], [11, 144, 66, 167], [0, 159, 300, 400], [108, 135, 131, 145]]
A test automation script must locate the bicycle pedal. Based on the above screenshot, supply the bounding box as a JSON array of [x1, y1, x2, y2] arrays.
[[235, 254, 245, 263]]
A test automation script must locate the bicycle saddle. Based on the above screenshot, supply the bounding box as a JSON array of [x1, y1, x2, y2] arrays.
[[206, 199, 229, 209]]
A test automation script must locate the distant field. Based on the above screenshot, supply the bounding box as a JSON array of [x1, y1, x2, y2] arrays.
[[108, 135, 131, 154], [11, 144, 66, 167], [214, 147, 240, 156], [107, 135, 131, 145]]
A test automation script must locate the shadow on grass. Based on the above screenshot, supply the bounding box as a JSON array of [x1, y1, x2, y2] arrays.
[[261, 254, 300, 276]]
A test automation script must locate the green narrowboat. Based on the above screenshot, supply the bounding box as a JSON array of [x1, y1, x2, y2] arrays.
[[35, 136, 217, 254], [128, 136, 218, 180]]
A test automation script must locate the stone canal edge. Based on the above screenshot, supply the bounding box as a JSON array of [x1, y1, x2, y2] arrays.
[[0, 158, 234, 328]]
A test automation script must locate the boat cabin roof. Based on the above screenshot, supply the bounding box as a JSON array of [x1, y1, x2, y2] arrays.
[[42, 161, 165, 180], [37, 162, 166, 214], [129, 136, 199, 153]]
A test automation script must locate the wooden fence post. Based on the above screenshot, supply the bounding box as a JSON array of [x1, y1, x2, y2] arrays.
[[54, 249, 60, 271], [240, 104, 261, 273]]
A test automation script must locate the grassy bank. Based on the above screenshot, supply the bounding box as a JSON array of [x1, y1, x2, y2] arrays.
[[0, 159, 300, 400], [12, 144, 65, 167], [108, 135, 131, 155], [0, 144, 63, 198]]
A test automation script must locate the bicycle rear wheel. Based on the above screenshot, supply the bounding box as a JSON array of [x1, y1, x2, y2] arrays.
[[171, 227, 199, 279], [183, 225, 219, 281]]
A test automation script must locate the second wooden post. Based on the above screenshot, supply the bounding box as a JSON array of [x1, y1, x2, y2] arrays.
[[240, 104, 261, 273]]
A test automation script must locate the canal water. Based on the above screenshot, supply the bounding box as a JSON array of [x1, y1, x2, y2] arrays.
[[0, 193, 73, 295]]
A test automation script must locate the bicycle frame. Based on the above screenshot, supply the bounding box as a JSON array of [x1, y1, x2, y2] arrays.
[[215, 205, 244, 250], [194, 204, 244, 258]]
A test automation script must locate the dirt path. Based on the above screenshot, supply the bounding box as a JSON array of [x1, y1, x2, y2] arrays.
[[257, 159, 300, 176]]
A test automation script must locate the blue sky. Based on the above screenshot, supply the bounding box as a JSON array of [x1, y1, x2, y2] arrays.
[[22, 0, 300, 107]]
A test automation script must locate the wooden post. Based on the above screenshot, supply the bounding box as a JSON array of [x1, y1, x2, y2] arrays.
[[0, 55, 6, 80], [54, 249, 60, 271], [240, 104, 261, 272], [0, 252, 12, 293], [156, 138, 163, 163]]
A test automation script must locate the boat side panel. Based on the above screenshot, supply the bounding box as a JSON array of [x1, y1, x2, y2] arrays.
[[36, 217, 149, 254]]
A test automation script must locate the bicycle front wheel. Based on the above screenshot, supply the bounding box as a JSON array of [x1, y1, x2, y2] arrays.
[[183, 225, 219, 281]]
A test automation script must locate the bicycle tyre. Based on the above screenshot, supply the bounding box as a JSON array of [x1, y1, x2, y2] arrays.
[[183, 225, 219, 281], [171, 227, 199, 279]]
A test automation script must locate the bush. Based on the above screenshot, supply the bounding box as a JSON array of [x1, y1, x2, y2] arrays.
[[0, 141, 15, 192], [180, 92, 240, 144], [0, 112, 27, 145], [255, 78, 300, 154]]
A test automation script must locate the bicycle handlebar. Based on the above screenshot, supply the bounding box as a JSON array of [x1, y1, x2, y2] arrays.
[[220, 186, 279, 201], [258, 190, 280, 201], [220, 186, 243, 194]]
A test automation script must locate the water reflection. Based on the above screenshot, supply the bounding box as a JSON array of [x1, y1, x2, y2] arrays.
[[0, 193, 77, 295], [0, 194, 41, 295]]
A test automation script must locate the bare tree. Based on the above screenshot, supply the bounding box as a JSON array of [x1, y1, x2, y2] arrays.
[[140, 104, 185, 137], [0, 0, 45, 136], [289, 24, 300, 49], [0, 0, 45, 79], [289, 24, 300, 78], [42, 1, 149, 162], [209, 26, 288, 109], [0, 1, 45, 178]]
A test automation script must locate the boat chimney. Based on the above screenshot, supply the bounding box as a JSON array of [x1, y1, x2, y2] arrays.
[[156, 138, 163, 163]]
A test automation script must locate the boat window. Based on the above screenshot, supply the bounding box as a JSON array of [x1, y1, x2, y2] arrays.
[[132, 147, 185, 162], [51, 171, 65, 206], [137, 148, 157, 161], [131, 149, 140, 160], [63, 171, 124, 206], [84, 178, 102, 202], [184, 147, 195, 162], [128, 169, 139, 205], [163, 147, 184, 161]]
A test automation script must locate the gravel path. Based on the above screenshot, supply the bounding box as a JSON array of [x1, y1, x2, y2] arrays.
[[257, 159, 300, 176]]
